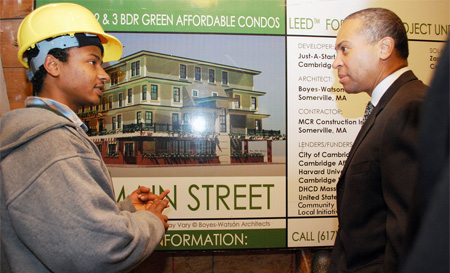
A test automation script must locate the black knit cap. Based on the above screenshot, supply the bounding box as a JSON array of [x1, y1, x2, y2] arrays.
[[74, 33, 104, 55]]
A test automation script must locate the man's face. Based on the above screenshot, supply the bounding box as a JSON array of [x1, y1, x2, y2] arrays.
[[332, 18, 381, 95], [56, 45, 110, 111]]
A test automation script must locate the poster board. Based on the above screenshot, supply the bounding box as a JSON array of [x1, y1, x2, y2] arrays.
[[36, 0, 449, 250]]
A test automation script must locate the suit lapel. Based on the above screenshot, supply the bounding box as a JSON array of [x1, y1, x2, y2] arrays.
[[338, 71, 418, 181]]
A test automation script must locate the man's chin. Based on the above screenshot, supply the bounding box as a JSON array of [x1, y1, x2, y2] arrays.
[[341, 85, 360, 94]]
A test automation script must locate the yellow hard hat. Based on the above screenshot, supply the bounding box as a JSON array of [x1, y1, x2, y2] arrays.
[[17, 2, 123, 69]]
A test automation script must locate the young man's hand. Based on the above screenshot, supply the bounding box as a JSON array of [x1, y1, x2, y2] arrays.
[[146, 198, 170, 230], [130, 186, 170, 210], [130, 187, 170, 229]]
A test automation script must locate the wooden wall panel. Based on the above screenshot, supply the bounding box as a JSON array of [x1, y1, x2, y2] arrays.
[[1, 0, 33, 111], [3, 68, 32, 109], [1, 19, 22, 67], [0, 0, 33, 19]]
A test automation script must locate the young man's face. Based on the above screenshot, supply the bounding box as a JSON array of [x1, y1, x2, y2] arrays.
[[332, 18, 381, 96], [56, 45, 110, 111]]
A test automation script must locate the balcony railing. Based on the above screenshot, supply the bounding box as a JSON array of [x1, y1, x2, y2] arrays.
[[246, 129, 282, 137], [121, 123, 192, 134], [122, 123, 215, 135], [88, 124, 282, 138]]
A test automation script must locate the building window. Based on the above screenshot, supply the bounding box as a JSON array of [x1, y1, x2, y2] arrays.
[[124, 143, 134, 157], [131, 60, 140, 77], [255, 119, 261, 131], [99, 119, 104, 132], [219, 108, 226, 133], [194, 140, 215, 155], [192, 90, 198, 97], [142, 85, 147, 101], [102, 97, 107, 111], [127, 89, 132, 104], [172, 113, 179, 124], [111, 71, 119, 85], [112, 116, 116, 130], [235, 95, 240, 108], [179, 140, 185, 153], [109, 96, 113, 109], [251, 97, 257, 110], [137, 111, 142, 124], [222, 71, 228, 85], [209, 69, 215, 83], [184, 140, 191, 153], [183, 113, 189, 124], [212, 92, 218, 97], [119, 93, 123, 107], [108, 144, 116, 155], [173, 141, 179, 153], [195, 67, 201, 81], [180, 64, 187, 79], [172, 113, 179, 130], [117, 115, 122, 129], [145, 111, 153, 125], [127, 88, 133, 103], [173, 87, 180, 102], [151, 84, 158, 100]]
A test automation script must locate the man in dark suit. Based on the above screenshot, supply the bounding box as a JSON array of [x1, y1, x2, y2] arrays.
[[328, 8, 427, 273]]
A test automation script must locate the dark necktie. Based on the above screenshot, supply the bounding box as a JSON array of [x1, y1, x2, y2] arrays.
[[363, 101, 374, 123]]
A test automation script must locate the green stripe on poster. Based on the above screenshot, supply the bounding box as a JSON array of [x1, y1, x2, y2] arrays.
[[158, 229, 286, 250], [36, 0, 286, 35]]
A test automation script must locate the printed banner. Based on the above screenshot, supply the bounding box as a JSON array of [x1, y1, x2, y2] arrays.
[[37, 0, 286, 34], [113, 176, 286, 250], [37, 0, 449, 250]]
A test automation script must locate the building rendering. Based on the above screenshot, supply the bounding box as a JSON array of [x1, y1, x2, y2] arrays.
[[78, 50, 283, 165]]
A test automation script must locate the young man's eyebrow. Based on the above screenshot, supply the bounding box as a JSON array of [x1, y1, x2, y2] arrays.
[[90, 53, 101, 60], [89, 53, 104, 64]]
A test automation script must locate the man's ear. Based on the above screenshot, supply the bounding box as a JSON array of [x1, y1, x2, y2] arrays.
[[43, 54, 60, 77], [379, 37, 395, 60]]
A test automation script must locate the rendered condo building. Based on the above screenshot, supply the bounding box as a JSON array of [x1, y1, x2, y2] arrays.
[[78, 50, 283, 165]]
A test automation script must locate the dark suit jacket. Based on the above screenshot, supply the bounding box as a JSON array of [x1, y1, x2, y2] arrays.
[[328, 71, 427, 273]]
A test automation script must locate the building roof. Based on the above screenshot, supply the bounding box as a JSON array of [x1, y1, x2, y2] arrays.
[[105, 50, 262, 75]]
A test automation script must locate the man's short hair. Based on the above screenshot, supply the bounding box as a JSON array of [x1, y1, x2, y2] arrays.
[[345, 8, 409, 59]]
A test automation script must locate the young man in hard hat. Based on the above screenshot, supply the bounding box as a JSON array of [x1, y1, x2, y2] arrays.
[[0, 3, 170, 272]]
